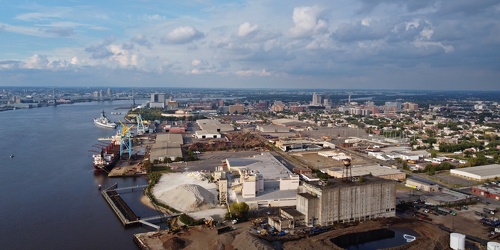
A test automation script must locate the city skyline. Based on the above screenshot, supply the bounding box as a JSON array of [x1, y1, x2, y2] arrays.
[[0, 0, 499, 90]]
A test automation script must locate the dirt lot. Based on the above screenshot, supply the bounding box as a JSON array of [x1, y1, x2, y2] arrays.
[[431, 172, 479, 187], [135, 220, 274, 250], [135, 217, 473, 250], [291, 151, 373, 170]]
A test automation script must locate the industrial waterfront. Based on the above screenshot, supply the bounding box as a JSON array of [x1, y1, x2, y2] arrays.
[[0, 100, 155, 250]]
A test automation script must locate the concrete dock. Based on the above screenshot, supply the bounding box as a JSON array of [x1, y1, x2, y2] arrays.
[[101, 184, 175, 229]]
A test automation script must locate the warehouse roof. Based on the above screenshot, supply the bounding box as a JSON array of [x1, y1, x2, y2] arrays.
[[226, 152, 293, 180], [450, 164, 500, 180]]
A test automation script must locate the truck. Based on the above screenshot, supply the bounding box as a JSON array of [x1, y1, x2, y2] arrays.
[[481, 218, 500, 227], [437, 207, 452, 215], [484, 207, 496, 215]]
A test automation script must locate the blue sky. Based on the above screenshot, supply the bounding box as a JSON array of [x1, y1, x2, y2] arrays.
[[0, 0, 499, 90]]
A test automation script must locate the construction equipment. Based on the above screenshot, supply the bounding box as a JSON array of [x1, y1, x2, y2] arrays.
[[205, 217, 213, 228]]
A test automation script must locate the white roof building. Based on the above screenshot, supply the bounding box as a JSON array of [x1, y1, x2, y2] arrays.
[[450, 164, 500, 181], [225, 152, 299, 208]]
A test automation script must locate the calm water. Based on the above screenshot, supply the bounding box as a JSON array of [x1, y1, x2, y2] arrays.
[[331, 227, 419, 250], [0, 100, 156, 249]]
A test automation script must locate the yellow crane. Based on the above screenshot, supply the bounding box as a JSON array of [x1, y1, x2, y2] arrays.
[[118, 120, 135, 158]]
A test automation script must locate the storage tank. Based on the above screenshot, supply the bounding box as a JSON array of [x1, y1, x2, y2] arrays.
[[450, 233, 465, 250], [488, 241, 500, 250]]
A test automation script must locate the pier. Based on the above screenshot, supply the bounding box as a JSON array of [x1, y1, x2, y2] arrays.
[[101, 184, 177, 229]]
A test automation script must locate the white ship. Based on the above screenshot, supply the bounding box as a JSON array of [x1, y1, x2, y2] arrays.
[[93, 111, 117, 129]]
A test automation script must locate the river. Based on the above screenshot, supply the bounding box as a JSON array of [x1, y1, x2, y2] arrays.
[[0, 100, 155, 249]]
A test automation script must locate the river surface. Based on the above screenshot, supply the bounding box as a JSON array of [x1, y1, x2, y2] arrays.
[[0, 100, 156, 249]]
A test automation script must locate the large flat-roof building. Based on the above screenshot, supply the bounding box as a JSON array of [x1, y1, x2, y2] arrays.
[[256, 124, 290, 133], [149, 134, 183, 161], [225, 152, 299, 208], [450, 164, 500, 181], [296, 177, 396, 226], [196, 119, 233, 132]]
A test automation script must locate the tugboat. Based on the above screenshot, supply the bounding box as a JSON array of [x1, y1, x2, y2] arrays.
[[93, 111, 117, 129]]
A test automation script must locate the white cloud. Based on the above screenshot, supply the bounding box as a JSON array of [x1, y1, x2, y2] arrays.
[[70, 57, 79, 65], [413, 41, 454, 53], [191, 59, 201, 66], [361, 18, 371, 26], [162, 26, 204, 44], [24, 54, 49, 69], [288, 6, 328, 38], [235, 69, 271, 77], [420, 27, 433, 40], [238, 22, 259, 37]]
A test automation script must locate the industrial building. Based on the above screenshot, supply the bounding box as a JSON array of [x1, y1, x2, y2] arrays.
[[296, 176, 396, 226], [318, 151, 349, 160], [196, 119, 234, 132], [471, 183, 500, 200], [256, 124, 290, 133], [194, 119, 234, 139], [149, 134, 183, 161], [275, 138, 322, 152], [405, 178, 439, 192], [268, 207, 305, 231], [450, 164, 500, 181], [224, 152, 300, 209], [326, 164, 406, 181]]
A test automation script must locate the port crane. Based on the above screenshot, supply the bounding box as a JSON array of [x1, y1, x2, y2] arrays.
[[136, 114, 146, 135], [118, 121, 134, 159]]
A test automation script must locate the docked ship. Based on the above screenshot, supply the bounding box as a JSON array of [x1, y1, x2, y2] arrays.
[[93, 141, 120, 172], [93, 111, 117, 129]]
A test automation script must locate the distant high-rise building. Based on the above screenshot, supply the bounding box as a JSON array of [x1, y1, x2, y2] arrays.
[[229, 104, 245, 114], [385, 101, 402, 111], [312, 93, 322, 106], [290, 106, 305, 112], [107, 88, 111, 97], [150, 93, 166, 108], [271, 101, 285, 112]]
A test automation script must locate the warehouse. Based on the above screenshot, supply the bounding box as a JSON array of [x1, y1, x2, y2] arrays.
[[256, 124, 290, 133], [405, 178, 439, 192], [149, 134, 183, 161], [450, 164, 500, 181]]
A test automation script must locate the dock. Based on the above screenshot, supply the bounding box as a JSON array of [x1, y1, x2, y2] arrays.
[[101, 184, 178, 230]]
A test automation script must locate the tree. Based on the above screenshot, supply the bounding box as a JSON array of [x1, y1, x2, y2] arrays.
[[229, 202, 249, 220], [431, 151, 437, 158], [402, 161, 409, 170]]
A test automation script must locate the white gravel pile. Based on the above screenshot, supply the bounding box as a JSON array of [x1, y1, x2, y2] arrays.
[[161, 184, 216, 212]]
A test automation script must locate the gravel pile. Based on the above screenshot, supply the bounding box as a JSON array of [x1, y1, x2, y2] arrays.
[[161, 184, 216, 212]]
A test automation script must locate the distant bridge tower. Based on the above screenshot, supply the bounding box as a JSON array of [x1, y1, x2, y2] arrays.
[[132, 89, 136, 107], [136, 114, 146, 135]]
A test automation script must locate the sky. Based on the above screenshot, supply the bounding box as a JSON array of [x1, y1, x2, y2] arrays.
[[0, 0, 499, 90]]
